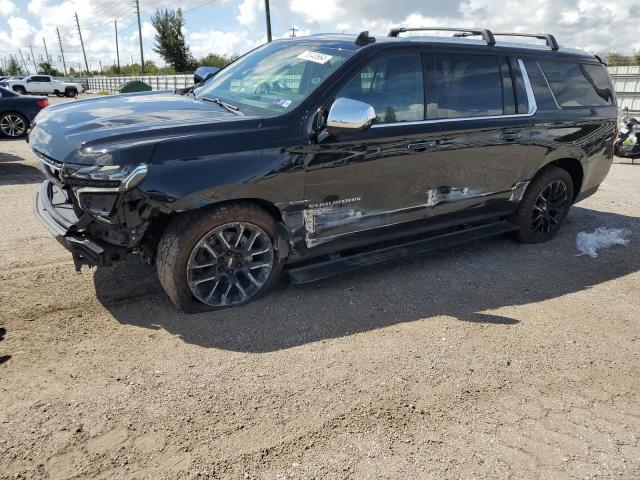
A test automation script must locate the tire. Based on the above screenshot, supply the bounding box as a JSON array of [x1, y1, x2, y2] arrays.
[[0, 112, 28, 138], [509, 166, 574, 244], [12, 86, 26, 95], [156, 202, 284, 312], [64, 88, 77, 98]]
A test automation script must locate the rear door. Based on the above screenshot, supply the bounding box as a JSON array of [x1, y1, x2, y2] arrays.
[[302, 51, 442, 248], [426, 51, 535, 217]]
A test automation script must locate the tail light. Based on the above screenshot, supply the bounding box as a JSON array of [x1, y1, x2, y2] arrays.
[[35, 99, 49, 108]]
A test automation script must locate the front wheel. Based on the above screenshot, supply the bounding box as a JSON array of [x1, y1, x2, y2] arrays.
[[156, 203, 283, 312], [509, 166, 574, 244], [12, 86, 26, 95]]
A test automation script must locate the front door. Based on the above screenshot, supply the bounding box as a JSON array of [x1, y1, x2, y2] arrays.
[[302, 52, 442, 249]]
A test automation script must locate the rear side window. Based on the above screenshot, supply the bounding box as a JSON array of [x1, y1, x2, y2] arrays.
[[539, 62, 614, 107], [434, 54, 504, 119], [338, 53, 425, 124]]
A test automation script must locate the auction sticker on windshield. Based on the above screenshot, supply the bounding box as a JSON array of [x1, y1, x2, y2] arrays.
[[297, 51, 333, 64]]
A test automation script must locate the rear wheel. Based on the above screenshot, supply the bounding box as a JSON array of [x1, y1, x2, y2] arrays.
[[509, 166, 574, 244], [156, 203, 283, 312], [0, 112, 28, 138], [64, 88, 77, 98]]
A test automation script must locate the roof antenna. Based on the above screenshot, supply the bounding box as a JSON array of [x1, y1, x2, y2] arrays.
[[355, 31, 375, 46]]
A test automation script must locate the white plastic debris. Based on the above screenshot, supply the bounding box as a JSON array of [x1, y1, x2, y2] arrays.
[[576, 228, 631, 258]]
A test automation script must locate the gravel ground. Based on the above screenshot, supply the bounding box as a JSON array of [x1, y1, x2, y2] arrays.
[[1, 95, 639, 479]]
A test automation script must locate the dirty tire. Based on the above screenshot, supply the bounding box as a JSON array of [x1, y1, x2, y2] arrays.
[[156, 202, 283, 313], [509, 166, 574, 244]]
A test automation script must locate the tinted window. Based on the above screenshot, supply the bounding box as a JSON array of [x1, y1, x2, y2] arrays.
[[32, 76, 47, 82], [337, 53, 424, 124], [540, 62, 614, 107], [435, 54, 503, 119]]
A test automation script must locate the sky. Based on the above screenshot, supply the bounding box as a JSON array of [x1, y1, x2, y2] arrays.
[[1, 0, 639, 73]]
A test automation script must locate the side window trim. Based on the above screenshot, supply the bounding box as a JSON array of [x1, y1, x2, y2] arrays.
[[372, 57, 537, 128]]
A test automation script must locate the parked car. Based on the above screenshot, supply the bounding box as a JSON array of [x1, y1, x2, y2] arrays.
[[31, 28, 617, 311], [0, 86, 48, 138], [0, 76, 24, 88], [5, 75, 84, 97]]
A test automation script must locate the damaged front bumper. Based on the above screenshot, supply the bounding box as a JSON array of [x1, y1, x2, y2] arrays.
[[34, 180, 127, 270]]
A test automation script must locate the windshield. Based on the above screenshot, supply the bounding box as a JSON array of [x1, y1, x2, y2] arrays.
[[195, 42, 354, 115]]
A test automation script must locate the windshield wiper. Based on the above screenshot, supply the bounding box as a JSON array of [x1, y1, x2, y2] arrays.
[[202, 97, 244, 115]]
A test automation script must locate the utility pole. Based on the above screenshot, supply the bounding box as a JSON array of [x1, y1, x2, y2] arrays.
[[289, 27, 298, 38], [264, 0, 272, 42], [134, 0, 145, 74], [29, 43, 38, 72], [74, 13, 90, 75], [43, 37, 50, 63], [114, 20, 121, 73], [18, 50, 29, 74], [56, 27, 67, 76]]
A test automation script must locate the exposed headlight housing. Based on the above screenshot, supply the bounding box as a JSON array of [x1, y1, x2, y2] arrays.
[[62, 164, 148, 218], [63, 164, 148, 191]]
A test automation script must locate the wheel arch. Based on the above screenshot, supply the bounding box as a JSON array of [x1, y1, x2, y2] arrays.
[[538, 158, 584, 201], [144, 197, 290, 260]]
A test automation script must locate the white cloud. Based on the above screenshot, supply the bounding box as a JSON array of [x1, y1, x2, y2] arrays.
[[27, 0, 47, 14], [2, 0, 640, 77], [237, 0, 263, 26], [0, 0, 18, 16], [290, 0, 344, 24], [189, 29, 259, 58]]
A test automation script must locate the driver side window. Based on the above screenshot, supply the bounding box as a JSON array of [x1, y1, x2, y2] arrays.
[[336, 53, 425, 124]]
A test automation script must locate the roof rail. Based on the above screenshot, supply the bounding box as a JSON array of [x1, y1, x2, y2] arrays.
[[489, 32, 559, 51], [388, 27, 496, 46]]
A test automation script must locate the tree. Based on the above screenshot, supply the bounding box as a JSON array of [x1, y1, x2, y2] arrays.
[[597, 50, 635, 67], [151, 8, 197, 72], [38, 61, 61, 76], [198, 53, 237, 69], [6, 56, 24, 76]]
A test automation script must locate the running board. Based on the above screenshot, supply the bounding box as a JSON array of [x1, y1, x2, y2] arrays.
[[287, 221, 519, 285]]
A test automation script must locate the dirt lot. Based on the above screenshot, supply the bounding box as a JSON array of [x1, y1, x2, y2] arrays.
[[1, 95, 639, 479]]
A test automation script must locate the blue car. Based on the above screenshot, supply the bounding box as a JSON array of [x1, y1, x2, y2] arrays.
[[0, 86, 48, 138]]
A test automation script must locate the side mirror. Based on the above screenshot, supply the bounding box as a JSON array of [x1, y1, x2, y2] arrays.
[[193, 66, 220, 84], [325, 97, 376, 135], [26, 78, 33, 83]]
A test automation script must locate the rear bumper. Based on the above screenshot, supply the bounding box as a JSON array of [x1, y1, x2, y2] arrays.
[[34, 181, 124, 270]]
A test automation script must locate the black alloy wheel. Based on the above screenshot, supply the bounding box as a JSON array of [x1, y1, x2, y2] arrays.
[[530, 179, 569, 235], [186, 222, 275, 307]]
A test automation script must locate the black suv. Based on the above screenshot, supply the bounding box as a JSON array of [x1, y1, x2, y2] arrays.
[[32, 28, 617, 311]]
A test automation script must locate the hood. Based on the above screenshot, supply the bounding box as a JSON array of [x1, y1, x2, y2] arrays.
[[28, 92, 259, 166]]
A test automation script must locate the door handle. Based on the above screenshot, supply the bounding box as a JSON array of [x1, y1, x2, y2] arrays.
[[501, 131, 522, 141], [407, 141, 437, 151]]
